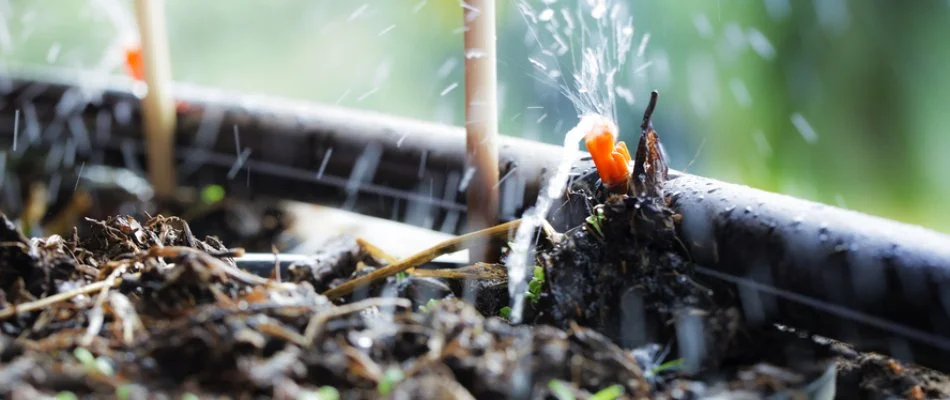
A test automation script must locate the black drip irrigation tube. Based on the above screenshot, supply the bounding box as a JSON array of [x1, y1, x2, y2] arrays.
[[666, 172, 950, 372], [3, 70, 950, 372]]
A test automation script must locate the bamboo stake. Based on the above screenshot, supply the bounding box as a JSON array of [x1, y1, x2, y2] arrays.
[[464, 0, 501, 262], [133, 0, 177, 198]]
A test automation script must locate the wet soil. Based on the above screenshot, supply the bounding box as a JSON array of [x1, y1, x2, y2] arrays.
[[0, 176, 948, 399]]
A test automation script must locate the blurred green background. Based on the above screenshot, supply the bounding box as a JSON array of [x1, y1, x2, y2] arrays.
[[2, 0, 948, 232]]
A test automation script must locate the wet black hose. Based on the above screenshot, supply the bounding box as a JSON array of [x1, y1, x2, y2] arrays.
[[0, 70, 550, 232], [666, 172, 950, 372]]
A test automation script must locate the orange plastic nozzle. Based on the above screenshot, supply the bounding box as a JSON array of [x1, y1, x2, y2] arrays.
[[123, 44, 145, 81], [584, 118, 631, 188], [123, 42, 192, 112]]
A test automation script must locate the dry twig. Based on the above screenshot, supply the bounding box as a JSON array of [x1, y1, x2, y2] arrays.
[[410, 262, 507, 282], [0, 280, 117, 320], [322, 219, 519, 300]]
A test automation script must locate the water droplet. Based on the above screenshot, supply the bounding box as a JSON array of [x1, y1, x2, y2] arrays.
[[764, 0, 791, 20], [591, 1, 607, 19], [615, 86, 634, 106], [465, 49, 487, 59], [347, 4, 370, 21], [412, 0, 428, 13], [378, 24, 396, 36], [790, 113, 819, 143], [539, 8, 555, 21], [747, 28, 776, 60], [636, 33, 651, 57], [814, 0, 851, 34], [834, 194, 847, 208], [437, 58, 458, 78], [729, 78, 753, 108], [440, 82, 459, 97], [693, 14, 714, 38], [752, 130, 772, 156], [46, 43, 62, 63], [528, 57, 547, 71]]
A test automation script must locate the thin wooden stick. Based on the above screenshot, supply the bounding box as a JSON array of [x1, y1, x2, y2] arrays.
[[133, 0, 177, 198], [80, 263, 129, 346], [410, 262, 507, 282], [464, 0, 500, 262], [322, 219, 520, 300], [147, 246, 295, 288], [356, 238, 399, 265], [301, 297, 411, 345], [0, 280, 117, 320]]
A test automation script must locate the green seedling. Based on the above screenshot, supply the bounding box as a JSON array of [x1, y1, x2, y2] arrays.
[[418, 298, 439, 313], [299, 387, 340, 400], [200, 184, 226, 204], [377, 367, 404, 396], [547, 380, 575, 400], [73, 347, 114, 376], [525, 266, 545, 304], [182, 393, 199, 400], [586, 206, 606, 238], [73, 347, 95, 367], [53, 392, 78, 400], [650, 358, 685, 375], [500, 266, 546, 316], [116, 385, 134, 400], [590, 384, 624, 400]]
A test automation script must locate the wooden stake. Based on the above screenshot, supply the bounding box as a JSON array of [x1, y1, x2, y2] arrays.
[[464, 0, 501, 262], [133, 0, 177, 198]]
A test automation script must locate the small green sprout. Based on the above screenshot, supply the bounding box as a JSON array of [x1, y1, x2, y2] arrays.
[[396, 271, 408, 282], [586, 206, 606, 238], [590, 384, 625, 400], [377, 367, 404, 396], [54, 392, 78, 400], [200, 184, 226, 204], [499, 266, 545, 317], [116, 385, 134, 400], [419, 298, 439, 313], [73, 347, 95, 367], [547, 379, 575, 400], [650, 358, 685, 375], [73, 347, 114, 376], [525, 266, 545, 304], [299, 387, 340, 400], [182, 393, 199, 400]]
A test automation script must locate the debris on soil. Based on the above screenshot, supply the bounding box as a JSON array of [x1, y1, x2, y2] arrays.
[[0, 212, 652, 399], [0, 92, 946, 399], [834, 344, 950, 399], [0, 196, 948, 399]]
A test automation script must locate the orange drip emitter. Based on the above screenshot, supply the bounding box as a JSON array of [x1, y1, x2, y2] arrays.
[[583, 117, 632, 193], [122, 41, 190, 112], [123, 43, 146, 81]]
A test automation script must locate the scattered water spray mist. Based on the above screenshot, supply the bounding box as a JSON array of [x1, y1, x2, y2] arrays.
[[506, 0, 642, 323]]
